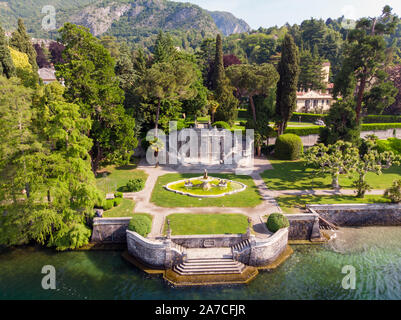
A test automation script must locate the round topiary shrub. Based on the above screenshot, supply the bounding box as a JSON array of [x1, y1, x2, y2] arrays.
[[274, 133, 303, 160], [102, 199, 114, 211], [212, 121, 231, 130], [128, 215, 152, 237], [266, 213, 289, 233]]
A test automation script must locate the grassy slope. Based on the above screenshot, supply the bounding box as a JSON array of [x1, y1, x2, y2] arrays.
[[96, 164, 148, 194], [262, 158, 401, 191], [165, 213, 248, 235], [151, 173, 262, 208]]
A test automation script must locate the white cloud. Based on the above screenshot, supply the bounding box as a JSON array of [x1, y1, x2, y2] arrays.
[[341, 4, 357, 20]]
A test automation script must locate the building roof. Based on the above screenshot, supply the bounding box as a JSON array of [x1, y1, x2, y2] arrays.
[[296, 90, 333, 99], [38, 68, 56, 81]]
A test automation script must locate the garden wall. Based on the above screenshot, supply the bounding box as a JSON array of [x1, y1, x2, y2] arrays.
[[171, 234, 250, 248], [285, 214, 322, 240], [308, 204, 401, 226], [91, 217, 131, 243], [127, 230, 184, 269], [248, 228, 289, 267]]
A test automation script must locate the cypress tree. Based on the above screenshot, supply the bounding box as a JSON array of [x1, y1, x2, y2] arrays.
[[211, 34, 224, 91], [276, 34, 300, 136], [0, 25, 15, 78], [10, 19, 38, 71]]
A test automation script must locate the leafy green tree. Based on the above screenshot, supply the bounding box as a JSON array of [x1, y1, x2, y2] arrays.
[[353, 136, 400, 197], [10, 19, 38, 72], [305, 141, 359, 189], [226, 63, 279, 123], [135, 60, 198, 133], [153, 31, 177, 63], [333, 6, 398, 121], [363, 82, 398, 115], [319, 98, 361, 145], [0, 25, 15, 78], [275, 34, 300, 135], [56, 23, 138, 173]]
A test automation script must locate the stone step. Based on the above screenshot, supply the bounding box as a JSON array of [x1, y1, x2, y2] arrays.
[[232, 239, 251, 252], [181, 263, 243, 269], [174, 257, 246, 276]]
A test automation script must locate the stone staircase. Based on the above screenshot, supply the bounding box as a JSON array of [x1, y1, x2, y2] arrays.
[[173, 257, 246, 275], [231, 239, 251, 253], [171, 242, 186, 254]]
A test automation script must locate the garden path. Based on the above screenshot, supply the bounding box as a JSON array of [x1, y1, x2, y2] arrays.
[[125, 157, 280, 238]]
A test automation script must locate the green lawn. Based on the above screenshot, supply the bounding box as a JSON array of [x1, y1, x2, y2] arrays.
[[262, 158, 401, 191], [165, 214, 249, 235], [151, 173, 262, 207], [102, 198, 136, 217], [96, 163, 148, 194], [276, 195, 390, 214]]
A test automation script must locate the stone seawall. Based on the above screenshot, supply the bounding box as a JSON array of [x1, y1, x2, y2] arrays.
[[91, 217, 131, 243], [171, 234, 250, 248], [127, 231, 184, 269], [285, 214, 321, 240], [248, 228, 289, 266], [308, 204, 401, 226]]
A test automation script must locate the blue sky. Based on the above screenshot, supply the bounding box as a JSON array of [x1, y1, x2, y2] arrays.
[[176, 0, 401, 29]]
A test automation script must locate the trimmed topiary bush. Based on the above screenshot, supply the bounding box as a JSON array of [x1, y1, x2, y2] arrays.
[[274, 133, 303, 160], [212, 121, 231, 130], [128, 215, 152, 237], [266, 213, 289, 233], [122, 178, 145, 192]]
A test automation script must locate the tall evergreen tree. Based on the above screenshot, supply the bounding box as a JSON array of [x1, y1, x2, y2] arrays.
[[275, 34, 300, 135], [211, 34, 224, 91], [0, 25, 15, 78], [10, 19, 38, 72]]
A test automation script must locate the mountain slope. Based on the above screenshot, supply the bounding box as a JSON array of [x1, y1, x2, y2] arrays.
[[0, 0, 251, 40], [209, 11, 251, 36]]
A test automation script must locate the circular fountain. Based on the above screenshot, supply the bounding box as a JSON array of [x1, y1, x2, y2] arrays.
[[164, 170, 247, 198]]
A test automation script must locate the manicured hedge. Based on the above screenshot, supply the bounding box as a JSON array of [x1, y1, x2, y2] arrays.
[[284, 124, 401, 137], [376, 138, 401, 155], [128, 215, 152, 237], [290, 113, 326, 123], [284, 126, 322, 136], [266, 213, 290, 233], [363, 115, 401, 123], [361, 123, 401, 131], [274, 134, 303, 160], [238, 109, 248, 119]]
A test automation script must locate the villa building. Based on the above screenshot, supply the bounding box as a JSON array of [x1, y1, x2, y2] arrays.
[[296, 62, 334, 113]]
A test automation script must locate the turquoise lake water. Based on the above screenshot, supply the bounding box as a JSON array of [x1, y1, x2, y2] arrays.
[[1, 226, 401, 300]]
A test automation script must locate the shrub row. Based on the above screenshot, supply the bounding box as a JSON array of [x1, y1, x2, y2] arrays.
[[285, 123, 401, 136], [291, 113, 401, 124], [290, 112, 326, 123], [363, 115, 401, 123], [212, 121, 231, 130]]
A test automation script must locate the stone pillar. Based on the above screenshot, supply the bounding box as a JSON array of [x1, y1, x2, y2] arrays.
[[310, 216, 322, 241]]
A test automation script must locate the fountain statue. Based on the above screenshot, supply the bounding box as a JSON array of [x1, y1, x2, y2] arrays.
[[203, 169, 208, 180]]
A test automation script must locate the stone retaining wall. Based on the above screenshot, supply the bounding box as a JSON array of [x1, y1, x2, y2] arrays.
[[171, 234, 250, 248], [91, 217, 131, 243], [308, 204, 401, 226], [127, 230, 184, 269], [248, 228, 289, 266], [285, 214, 321, 240]]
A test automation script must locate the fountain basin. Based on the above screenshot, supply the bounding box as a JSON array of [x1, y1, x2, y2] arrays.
[[164, 176, 247, 198]]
